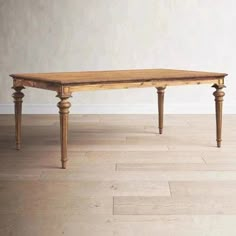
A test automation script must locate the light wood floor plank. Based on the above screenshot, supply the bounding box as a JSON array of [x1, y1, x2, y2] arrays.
[[203, 151, 236, 163], [85, 151, 205, 164], [39, 170, 236, 182], [113, 215, 236, 236], [114, 196, 236, 215], [0, 180, 170, 197], [0, 114, 236, 236], [170, 181, 236, 196], [116, 163, 236, 171]]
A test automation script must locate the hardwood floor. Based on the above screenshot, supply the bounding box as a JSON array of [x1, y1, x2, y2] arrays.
[[0, 114, 236, 236]]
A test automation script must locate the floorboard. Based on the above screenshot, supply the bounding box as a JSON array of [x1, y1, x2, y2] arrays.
[[0, 114, 235, 236]]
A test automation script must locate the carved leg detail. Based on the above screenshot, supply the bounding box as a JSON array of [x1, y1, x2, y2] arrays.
[[57, 94, 71, 169], [12, 86, 25, 150], [212, 84, 225, 148], [156, 87, 166, 134]]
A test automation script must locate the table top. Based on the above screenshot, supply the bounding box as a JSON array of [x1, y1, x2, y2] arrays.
[[10, 69, 227, 85]]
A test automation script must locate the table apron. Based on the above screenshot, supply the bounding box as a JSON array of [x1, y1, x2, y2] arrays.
[[69, 78, 224, 92], [13, 77, 224, 93]]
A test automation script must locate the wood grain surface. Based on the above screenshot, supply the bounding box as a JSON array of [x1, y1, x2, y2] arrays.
[[10, 69, 227, 85], [0, 114, 236, 236]]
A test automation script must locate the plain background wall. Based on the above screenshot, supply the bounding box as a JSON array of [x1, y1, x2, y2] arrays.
[[0, 0, 235, 114]]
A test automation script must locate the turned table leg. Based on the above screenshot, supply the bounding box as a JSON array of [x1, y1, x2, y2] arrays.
[[12, 86, 25, 150], [212, 84, 225, 148], [57, 93, 71, 169], [156, 87, 166, 134]]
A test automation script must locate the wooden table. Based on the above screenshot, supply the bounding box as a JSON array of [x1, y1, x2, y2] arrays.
[[10, 69, 227, 169]]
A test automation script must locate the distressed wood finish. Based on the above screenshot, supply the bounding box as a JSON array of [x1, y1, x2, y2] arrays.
[[156, 87, 166, 134], [12, 86, 25, 150], [10, 69, 227, 169], [212, 84, 226, 148], [10, 69, 226, 84], [57, 92, 71, 169], [11, 69, 226, 92]]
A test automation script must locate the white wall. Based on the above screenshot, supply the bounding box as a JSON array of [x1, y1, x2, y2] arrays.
[[0, 0, 235, 114]]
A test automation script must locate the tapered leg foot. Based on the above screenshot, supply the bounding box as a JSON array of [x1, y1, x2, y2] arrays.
[[212, 84, 225, 148], [12, 86, 25, 150], [57, 93, 71, 169], [156, 87, 166, 134], [62, 161, 67, 169]]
